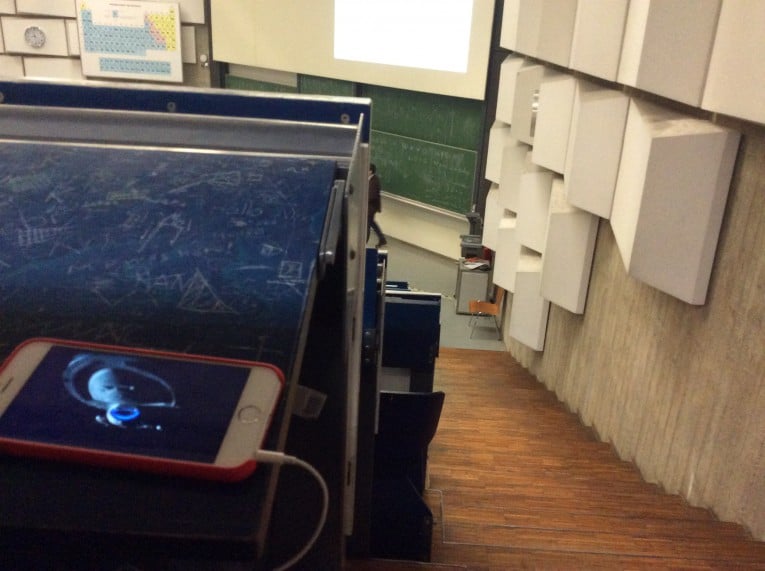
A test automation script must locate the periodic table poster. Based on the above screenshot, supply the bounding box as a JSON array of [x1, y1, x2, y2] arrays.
[[78, 1, 183, 83]]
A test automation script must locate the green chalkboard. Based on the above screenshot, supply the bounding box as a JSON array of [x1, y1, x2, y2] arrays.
[[225, 74, 298, 93], [225, 73, 483, 213], [363, 85, 483, 212], [362, 84, 483, 150], [371, 130, 475, 214], [225, 74, 354, 97], [299, 75, 355, 97]]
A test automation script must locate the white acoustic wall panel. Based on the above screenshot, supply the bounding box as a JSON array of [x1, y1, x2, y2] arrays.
[[611, 99, 740, 305], [481, 184, 502, 251], [15, 0, 76, 18], [485, 121, 514, 184], [515, 0, 543, 57], [181, 26, 197, 63], [496, 55, 527, 124], [516, 170, 554, 254], [703, 3, 765, 126], [153, 0, 206, 24], [24, 56, 85, 80], [498, 141, 533, 212], [617, 0, 720, 106], [493, 214, 520, 293], [536, 0, 578, 67], [1, 17, 68, 56], [569, 0, 628, 81], [510, 64, 545, 145], [564, 80, 629, 219], [66, 20, 79, 56], [509, 251, 549, 351], [0, 55, 24, 76], [500, 0, 520, 51], [531, 72, 576, 174], [541, 179, 599, 314]]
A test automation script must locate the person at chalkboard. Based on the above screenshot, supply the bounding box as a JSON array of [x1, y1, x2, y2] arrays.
[[368, 163, 387, 248]]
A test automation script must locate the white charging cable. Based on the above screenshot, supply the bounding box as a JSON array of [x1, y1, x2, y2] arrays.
[[254, 450, 329, 571]]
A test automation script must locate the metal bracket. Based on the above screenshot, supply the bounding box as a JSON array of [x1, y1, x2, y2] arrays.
[[318, 179, 346, 279]]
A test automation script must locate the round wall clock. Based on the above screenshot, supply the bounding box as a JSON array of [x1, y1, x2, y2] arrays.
[[24, 26, 46, 49]]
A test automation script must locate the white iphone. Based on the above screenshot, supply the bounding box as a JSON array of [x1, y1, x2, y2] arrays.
[[0, 338, 283, 482]]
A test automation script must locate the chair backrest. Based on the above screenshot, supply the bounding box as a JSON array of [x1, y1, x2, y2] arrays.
[[376, 390, 445, 457], [494, 286, 505, 306], [468, 286, 505, 316]]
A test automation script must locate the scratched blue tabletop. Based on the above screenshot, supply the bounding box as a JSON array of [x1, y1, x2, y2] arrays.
[[0, 141, 337, 373]]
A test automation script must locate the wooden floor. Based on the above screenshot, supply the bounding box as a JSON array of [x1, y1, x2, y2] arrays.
[[347, 348, 765, 570]]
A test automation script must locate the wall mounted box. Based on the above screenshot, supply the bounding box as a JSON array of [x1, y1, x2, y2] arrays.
[[617, 0, 720, 106], [536, 0, 578, 67], [569, 0, 629, 81], [508, 251, 549, 351], [510, 64, 545, 145], [531, 72, 576, 174], [541, 179, 599, 314], [498, 141, 533, 213], [481, 184, 502, 251], [496, 55, 527, 124], [493, 214, 520, 293], [702, 3, 765, 126], [564, 80, 629, 219], [610, 99, 740, 305], [1, 17, 68, 56], [15, 0, 76, 18], [485, 121, 514, 184], [516, 170, 554, 254]]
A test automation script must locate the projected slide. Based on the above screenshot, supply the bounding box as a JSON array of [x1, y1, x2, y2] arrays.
[[334, 0, 473, 73], [211, 0, 494, 99]]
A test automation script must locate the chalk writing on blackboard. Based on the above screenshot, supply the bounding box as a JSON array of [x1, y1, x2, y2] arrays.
[[178, 270, 237, 314], [371, 131, 476, 213], [0, 140, 338, 371], [362, 84, 482, 149]]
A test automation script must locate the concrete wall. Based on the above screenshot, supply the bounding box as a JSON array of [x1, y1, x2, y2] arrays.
[[504, 115, 765, 540]]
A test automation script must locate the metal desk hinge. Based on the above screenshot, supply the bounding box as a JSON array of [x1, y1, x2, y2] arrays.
[[318, 179, 346, 279], [362, 328, 378, 368]]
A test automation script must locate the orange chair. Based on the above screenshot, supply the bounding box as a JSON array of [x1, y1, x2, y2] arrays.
[[468, 286, 505, 339]]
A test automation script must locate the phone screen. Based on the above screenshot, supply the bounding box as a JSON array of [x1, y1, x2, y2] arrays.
[[0, 346, 253, 463]]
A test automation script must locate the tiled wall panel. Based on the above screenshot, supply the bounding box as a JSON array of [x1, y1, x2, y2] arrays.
[[610, 99, 740, 304], [702, 3, 765, 126], [564, 80, 629, 219], [508, 251, 549, 351], [540, 179, 598, 314]]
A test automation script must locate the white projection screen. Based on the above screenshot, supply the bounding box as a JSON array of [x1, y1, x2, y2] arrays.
[[211, 0, 495, 100]]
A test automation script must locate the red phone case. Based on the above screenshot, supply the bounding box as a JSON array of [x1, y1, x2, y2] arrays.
[[0, 338, 284, 482]]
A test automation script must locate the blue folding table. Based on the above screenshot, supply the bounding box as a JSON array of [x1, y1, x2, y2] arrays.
[[0, 79, 371, 570]]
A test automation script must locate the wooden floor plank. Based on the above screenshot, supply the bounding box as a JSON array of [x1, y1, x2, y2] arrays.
[[346, 348, 765, 570]]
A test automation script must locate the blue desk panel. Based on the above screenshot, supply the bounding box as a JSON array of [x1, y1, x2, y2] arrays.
[[0, 141, 337, 373], [0, 80, 371, 143], [382, 293, 441, 372]]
